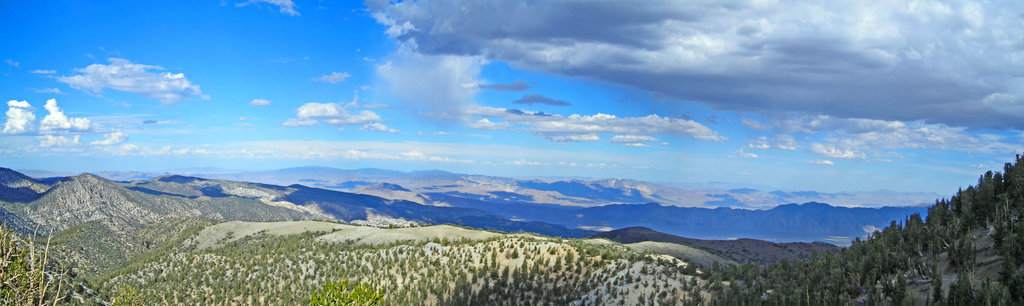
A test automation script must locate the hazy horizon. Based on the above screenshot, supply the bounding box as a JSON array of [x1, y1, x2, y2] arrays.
[[10, 164, 948, 196], [3, 1, 1024, 195]]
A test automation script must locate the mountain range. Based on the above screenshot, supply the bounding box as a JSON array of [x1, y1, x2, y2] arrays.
[[22, 166, 942, 209], [4, 167, 930, 245]]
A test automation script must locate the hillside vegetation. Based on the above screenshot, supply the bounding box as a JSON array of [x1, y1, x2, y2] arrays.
[[101, 221, 708, 305], [705, 153, 1024, 304]]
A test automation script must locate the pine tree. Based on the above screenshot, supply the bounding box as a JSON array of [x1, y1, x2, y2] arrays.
[[933, 269, 944, 304]]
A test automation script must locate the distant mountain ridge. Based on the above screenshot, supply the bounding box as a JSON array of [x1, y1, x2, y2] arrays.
[[6, 167, 931, 244], [0, 168, 592, 277], [36, 166, 942, 209], [422, 189, 927, 243]]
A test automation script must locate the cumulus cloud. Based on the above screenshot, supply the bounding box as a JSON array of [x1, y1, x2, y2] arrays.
[[3, 100, 35, 134], [57, 58, 206, 105], [313, 72, 351, 83], [475, 80, 536, 92], [293, 102, 381, 125], [236, 0, 298, 16], [512, 93, 571, 106], [39, 99, 91, 133], [361, 122, 399, 133], [465, 105, 725, 143], [747, 135, 797, 150], [37, 135, 79, 147], [91, 131, 127, 146], [249, 98, 270, 106], [809, 143, 866, 160], [468, 118, 510, 130], [369, 0, 1024, 129], [283, 93, 387, 128], [610, 135, 659, 147]]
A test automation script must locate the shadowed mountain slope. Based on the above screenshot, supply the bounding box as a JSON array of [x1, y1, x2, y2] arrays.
[[593, 226, 839, 264]]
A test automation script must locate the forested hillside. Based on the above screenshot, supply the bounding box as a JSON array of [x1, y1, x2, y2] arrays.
[[707, 153, 1024, 304], [100, 221, 708, 305]]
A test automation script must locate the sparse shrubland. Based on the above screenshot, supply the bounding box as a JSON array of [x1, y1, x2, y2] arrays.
[[100, 224, 706, 305]]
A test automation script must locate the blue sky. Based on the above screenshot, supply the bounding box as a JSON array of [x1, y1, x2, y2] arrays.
[[2, 0, 1023, 194]]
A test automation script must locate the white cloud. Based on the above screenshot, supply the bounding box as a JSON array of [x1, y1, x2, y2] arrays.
[[236, 0, 298, 16], [29, 70, 55, 74], [37, 135, 79, 147], [511, 159, 542, 166], [282, 118, 317, 127], [39, 99, 91, 133], [623, 143, 651, 148], [809, 143, 866, 160], [466, 105, 725, 143], [296, 103, 381, 126], [546, 134, 600, 142], [313, 72, 351, 84], [3, 100, 35, 134], [249, 98, 271, 106], [747, 135, 797, 150], [57, 58, 206, 105], [468, 118, 510, 130], [810, 159, 836, 166], [284, 92, 385, 128], [610, 135, 659, 147], [736, 148, 758, 159], [751, 115, 908, 135], [91, 131, 126, 146], [747, 115, 1024, 158], [361, 122, 399, 133], [5, 59, 18, 67]]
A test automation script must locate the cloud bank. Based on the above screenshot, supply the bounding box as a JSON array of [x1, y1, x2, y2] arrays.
[[369, 0, 1024, 129], [58, 58, 206, 105]]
